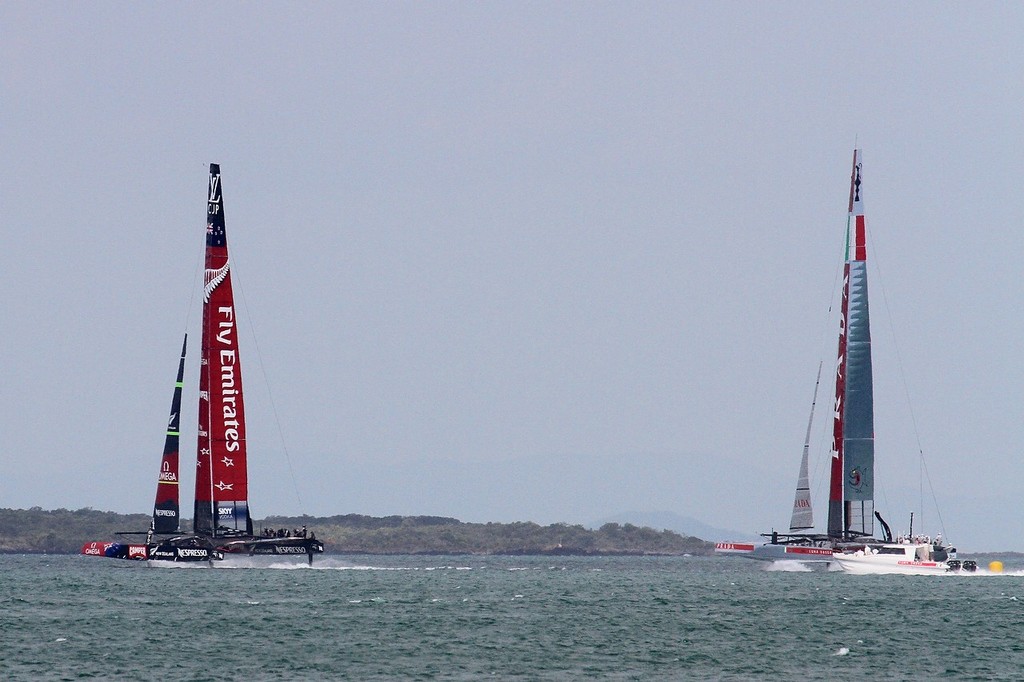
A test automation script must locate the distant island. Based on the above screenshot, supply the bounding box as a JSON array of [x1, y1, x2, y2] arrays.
[[0, 508, 715, 556]]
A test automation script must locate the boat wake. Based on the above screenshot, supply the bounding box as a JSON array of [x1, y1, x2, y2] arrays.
[[968, 568, 1024, 578], [764, 561, 814, 572], [829, 564, 1020, 577], [212, 557, 479, 571], [146, 561, 212, 569]]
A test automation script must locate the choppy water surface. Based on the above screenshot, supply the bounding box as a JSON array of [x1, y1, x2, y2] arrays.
[[4, 554, 1024, 680]]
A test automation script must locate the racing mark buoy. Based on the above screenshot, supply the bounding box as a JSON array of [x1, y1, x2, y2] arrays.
[[989, 561, 1004, 574]]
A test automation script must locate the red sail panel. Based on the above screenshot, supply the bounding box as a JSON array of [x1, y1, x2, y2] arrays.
[[194, 164, 251, 536], [853, 215, 867, 262], [827, 263, 850, 538], [153, 335, 186, 534]]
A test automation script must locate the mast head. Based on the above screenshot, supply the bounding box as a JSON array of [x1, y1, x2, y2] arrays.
[[848, 149, 864, 215], [207, 163, 226, 248], [845, 149, 867, 263]]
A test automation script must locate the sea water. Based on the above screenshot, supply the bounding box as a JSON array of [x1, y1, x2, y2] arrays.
[[3, 553, 1024, 680]]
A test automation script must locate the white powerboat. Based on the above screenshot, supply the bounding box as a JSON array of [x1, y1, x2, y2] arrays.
[[833, 537, 976, 575]]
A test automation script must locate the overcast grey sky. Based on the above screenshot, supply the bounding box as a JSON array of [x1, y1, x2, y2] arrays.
[[3, 3, 1022, 551]]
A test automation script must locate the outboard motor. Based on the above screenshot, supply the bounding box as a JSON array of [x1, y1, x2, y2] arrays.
[[946, 560, 961, 572], [962, 560, 977, 572]]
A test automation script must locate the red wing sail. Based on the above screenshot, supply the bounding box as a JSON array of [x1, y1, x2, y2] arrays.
[[152, 335, 187, 534], [827, 260, 851, 538], [194, 164, 252, 537], [827, 149, 875, 539]]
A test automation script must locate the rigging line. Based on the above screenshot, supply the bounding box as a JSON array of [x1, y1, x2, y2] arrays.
[[865, 224, 947, 539], [230, 254, 307, 513], [194, 231, 210, 526], [919, 448, 946, 537]]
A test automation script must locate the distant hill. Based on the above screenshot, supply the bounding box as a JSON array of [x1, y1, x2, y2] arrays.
[[0, 508, 716, 556], [593, 510, 760, 543]]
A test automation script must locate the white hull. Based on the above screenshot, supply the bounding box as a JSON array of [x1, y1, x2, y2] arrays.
[[833, 555, 949, 575], [833, 542, 973, 575]]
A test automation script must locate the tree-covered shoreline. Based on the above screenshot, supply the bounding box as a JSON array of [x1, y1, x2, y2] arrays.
[[0, 508, 715, 556]]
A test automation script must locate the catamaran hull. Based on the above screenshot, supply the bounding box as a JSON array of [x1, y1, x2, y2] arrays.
[[81, 534, 323, 564], [148, 546, 223, 562], [221, 538, 324, 555], [751, 544, 833, 562], [214, 536, 325, 564], [715, 542, 834, 562], [80, 540, 222, 562], [81, 541, 148, 560]]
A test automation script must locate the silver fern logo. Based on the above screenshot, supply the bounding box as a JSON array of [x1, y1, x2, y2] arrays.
[[204, 261, 230, 301]]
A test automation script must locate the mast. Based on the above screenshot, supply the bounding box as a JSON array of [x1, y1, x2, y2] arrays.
[[827, 149, 875, 539], [193, 164, 253, 537], [789, 362, 821, 532], [152, 334, 187, 534]]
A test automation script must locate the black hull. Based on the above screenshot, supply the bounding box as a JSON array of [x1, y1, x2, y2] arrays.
[[84, 532, 324, 564], [81, 536, 222, 562], [148, 535, 223, 562], [218, 536, 325, 565]]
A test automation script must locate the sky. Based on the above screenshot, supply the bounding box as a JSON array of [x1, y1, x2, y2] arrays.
[[2, 3, 1023, 551]]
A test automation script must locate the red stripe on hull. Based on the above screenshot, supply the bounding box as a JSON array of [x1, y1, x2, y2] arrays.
[[784, 546, 834, 557]]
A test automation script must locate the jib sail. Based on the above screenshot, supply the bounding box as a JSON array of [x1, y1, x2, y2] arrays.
[[152, 335, 187, 534]]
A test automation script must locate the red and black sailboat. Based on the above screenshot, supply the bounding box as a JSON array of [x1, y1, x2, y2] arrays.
[[82, 165, 324, 564]]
